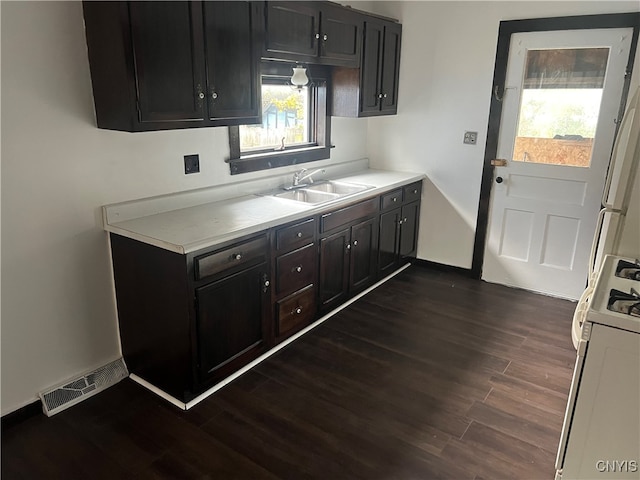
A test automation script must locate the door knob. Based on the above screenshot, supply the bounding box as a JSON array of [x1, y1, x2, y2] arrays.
[[496, 176, 504, 184]]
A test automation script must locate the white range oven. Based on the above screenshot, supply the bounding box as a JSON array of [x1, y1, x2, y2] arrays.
[[555, 254, 640, 480]]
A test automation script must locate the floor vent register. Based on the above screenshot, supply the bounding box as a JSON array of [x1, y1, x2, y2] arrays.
[[39, 358, 128, 416]]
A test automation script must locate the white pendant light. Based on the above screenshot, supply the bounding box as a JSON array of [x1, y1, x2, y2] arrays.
[[291, 65, 309, 89]]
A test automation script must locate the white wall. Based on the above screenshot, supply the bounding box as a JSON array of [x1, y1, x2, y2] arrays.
[[0, 1, 368, 415], [363, 1, 640, 268]]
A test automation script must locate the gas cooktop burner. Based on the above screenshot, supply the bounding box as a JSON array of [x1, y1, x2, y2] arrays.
[[608, 287, 640, 317], [615, 259, 640, 280]]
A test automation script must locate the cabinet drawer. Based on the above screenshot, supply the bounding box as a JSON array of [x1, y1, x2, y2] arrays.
[[403, 182, 422, 203], [276, 243, 317, 295], [276, 218, 315, 253], [320, 197, 378, 233], [380, 189, 403, 211], [276, 285, 316, 337], [195, 235, 268, 281]]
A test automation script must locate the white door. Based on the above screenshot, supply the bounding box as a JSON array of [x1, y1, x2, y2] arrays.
[[482, 28, 633, 300]]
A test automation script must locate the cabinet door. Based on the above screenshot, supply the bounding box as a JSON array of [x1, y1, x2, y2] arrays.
[[378, 208, 400, 275], [360, 20, 384, 115], [399, 202, 419, 258], [380, 22, 402, 115], [350, 218, 377, 291], [319, 228, 350, 309], [129, 1, 206, 123], [319, 4, 362, 67], [195, 262, 268, 382], [264, 2, 319, 62], [203, 2, 261, 124]]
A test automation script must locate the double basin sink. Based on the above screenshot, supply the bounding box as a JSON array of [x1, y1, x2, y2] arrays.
[[267, 180, 375, 205]]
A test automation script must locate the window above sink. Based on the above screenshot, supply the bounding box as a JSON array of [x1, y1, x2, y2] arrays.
[[228, 62, 332, 175]]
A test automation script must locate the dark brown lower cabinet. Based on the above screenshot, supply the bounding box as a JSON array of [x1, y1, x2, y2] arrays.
[[196, 262, 269, 384], [378, 208, 401, 276], [399, 201, 420, 259], [319, 227, 351, 309], [319, 217, 378, 311], [350, 217, 377, 291], [110, 181, 421, 404], [378, 200, 421, 276], [110, 231, 271, 403]]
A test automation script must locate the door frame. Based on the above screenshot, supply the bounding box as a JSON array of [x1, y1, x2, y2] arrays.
[[471, 12, 640, 279]]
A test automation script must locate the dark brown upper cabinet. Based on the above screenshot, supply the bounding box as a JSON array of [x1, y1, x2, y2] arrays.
[[263, 1, 362, 67], [83, 1, 262, 132], [332, 19, 402, 117]]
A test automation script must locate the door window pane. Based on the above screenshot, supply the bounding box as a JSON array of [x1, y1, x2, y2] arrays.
[[514, 48, 609, 167]]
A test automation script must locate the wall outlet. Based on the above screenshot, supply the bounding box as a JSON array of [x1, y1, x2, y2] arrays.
[[184, 154, 200, 174], [463, 131, 478, 145]]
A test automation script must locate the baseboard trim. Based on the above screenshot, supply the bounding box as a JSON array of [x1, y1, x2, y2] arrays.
[[1, 400, 42, 431], [131, 263, 413, 410], [412, 258, 474, 277]]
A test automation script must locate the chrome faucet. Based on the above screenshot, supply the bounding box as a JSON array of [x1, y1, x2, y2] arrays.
[[292, 168, 325, 187]]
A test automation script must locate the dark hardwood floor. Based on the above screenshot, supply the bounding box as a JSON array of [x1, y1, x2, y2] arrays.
[[2, 266, 577, 479]]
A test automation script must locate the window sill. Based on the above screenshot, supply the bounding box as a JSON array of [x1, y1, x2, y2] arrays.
[[229, 145, 332, 175]]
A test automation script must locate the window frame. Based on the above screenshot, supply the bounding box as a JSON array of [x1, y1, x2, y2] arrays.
[[228, 62, 332, 175]]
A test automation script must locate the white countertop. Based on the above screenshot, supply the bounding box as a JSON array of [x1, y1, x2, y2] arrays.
[[103, 168, 425, 254]]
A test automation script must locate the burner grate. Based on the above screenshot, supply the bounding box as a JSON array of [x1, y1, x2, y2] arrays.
[[615, 259, 640, 280], [607, 288, 640, 317]]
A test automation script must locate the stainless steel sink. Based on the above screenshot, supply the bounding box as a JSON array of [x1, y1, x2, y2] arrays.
[[269, 181, 374, 205], [273, 189, 339, 204], [304, 181, 372, 195]]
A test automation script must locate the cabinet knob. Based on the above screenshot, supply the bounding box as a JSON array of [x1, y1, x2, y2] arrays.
[[233, 253, 242, 260], [198, 92, 205, 100], [353, 240, 358, 247], [315, 33, 320, 39], [496, 176, 504, 184], [413, 189, 418, 194], [393, 197, 397, 202], [398, 219, 403, 225], [404, 218, 408, 223], [296, 232, 303, 238], [294, 265, 302, 273], [346, 243, 351, 250], [323, 34, 328, 41], [264, 279, 270, 288], [211, 92, 218, 100], [378, 93, 384, 99], [294, 307, 302, 315], [383, 93, 388, 98]]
